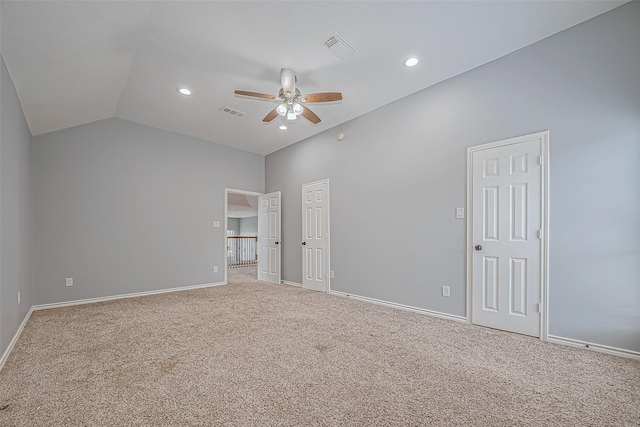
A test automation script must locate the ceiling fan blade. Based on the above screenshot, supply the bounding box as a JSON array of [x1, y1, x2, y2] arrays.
[[263, 107, 279, 123], [301, 106, 321, 124], [302, 92, 343, 103], [280, 68, 296, 96], [234, 90, 275, 100]]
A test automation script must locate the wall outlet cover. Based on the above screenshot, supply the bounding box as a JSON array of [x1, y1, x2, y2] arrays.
[[442, 286, 450, 297], [66, 278, 73, 287], [213, 266, 219, 273]]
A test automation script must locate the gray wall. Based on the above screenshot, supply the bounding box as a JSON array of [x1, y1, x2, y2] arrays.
[[239, 216, 258, 236], [227, 218, 240, 235], [1, 55, 33, 356], [32, 118, 264, 305], [266, 3, 640, 352]]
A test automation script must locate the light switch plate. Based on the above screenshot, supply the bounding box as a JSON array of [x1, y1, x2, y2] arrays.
[[213, 221, 220, 228], [442, 286, 450, 297], [456, 208, 465, 219]]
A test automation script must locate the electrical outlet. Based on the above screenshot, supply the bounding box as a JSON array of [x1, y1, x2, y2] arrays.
[[18, 291, 21, 304], [213, 221, 220, 228], [66, 277, 73, 287], [330, 271, 335, 279], [442, 286, 450, 297], [213, 266, 219, 273]]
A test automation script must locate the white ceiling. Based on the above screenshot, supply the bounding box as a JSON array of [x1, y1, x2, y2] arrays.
[[0, 1, 626, 155]]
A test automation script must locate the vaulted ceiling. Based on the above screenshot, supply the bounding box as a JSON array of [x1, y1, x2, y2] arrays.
[[228, 193, 258, 219], [0, 1, 626, 155]]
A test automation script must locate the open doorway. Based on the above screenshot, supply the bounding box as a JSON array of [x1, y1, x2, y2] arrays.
[[225, 189, 260, 284]]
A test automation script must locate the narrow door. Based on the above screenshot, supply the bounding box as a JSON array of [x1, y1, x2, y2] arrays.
[[257, 191, 281, 284], [471, 136, 543, 337], [302, 180, 329, 292]]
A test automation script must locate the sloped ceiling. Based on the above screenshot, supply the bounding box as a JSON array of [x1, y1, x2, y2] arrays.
[[228, 194, 258, 219], [0, 1, 627, 155]]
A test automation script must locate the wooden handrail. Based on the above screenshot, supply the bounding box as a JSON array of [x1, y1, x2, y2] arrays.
[[227, 235, 257, 241]]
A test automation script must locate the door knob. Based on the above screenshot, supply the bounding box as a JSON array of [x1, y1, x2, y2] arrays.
[[275, 241, 279, 245], [301, 242, 306, 245], [475, 245, 482, 251]]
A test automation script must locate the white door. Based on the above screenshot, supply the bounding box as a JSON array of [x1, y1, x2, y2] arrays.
[[302, 180, 329, 292], [471, 135, 544, 337], [258, 191, 281, 284]]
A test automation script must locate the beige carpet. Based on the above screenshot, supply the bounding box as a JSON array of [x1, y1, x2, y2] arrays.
[[227, 265, 258, 284], [1, 269, 639, 426]]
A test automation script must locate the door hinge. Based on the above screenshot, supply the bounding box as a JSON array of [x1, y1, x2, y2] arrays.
[[537, 229, 543, 240], [536, 303, 542, 313], [537, 155, 543, 166]]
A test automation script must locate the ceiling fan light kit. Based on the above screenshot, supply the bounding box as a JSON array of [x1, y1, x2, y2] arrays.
[[234, 68, 342, 125], [277, 102, 304, 120]]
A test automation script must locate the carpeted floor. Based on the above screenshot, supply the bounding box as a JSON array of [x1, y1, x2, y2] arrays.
[[227, 265, 258, 284], [1, 268, 639, 426]]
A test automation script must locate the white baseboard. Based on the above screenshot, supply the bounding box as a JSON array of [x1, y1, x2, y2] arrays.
[[281, 280, 302, 287], [0, 307, 34, 371], [328, 290, 467, 323], [547, 334, 640, 360], [6, 283, 636, 373], [32, 281, 226, 311]]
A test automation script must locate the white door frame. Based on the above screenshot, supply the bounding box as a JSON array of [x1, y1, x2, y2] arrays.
[[224, 188, 261, 285], [302, 179, 331, 292], [466, 131, 550, 340]]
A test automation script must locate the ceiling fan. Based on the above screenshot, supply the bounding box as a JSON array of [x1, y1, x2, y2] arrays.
[[234, 68, 342, 124]]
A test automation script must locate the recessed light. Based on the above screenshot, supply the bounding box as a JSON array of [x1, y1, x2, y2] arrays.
[[403, 57, 419, 67], [279, 125, 287, 130], [178, 88, 192, 95]]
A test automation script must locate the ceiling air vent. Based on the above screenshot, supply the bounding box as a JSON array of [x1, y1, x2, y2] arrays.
[[220, 106, 246, 118], [324, 33, 356, 60]]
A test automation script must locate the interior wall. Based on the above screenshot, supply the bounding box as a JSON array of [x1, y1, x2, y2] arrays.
[[239, 216, 258, 236], [0, 55, 33, 357], [32, 118, 264, 305], [227, 218, 240, 235], [265, 3, 640, 352]]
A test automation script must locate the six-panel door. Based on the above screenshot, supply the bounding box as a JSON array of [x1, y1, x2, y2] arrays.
[[257, 191, 281, 284], [302, 181, 328, 292], [472, 139, 542, 337]]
